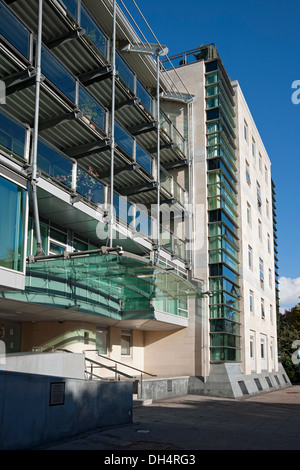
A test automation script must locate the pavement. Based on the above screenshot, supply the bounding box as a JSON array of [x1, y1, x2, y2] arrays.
[[39, 384, 300, 452]]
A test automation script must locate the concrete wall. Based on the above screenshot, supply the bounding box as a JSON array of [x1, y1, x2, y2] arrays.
[[0, 370, 133, 450], [138, 376, 189, 400], [188, 363, 292, 399], [0, 352, 85, 379]]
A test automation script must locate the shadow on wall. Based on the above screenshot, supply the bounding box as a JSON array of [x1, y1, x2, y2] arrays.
[[0, 370, 132, 450]]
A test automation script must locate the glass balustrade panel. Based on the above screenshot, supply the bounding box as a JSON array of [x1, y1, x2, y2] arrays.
[[0, 3, 30, 58]]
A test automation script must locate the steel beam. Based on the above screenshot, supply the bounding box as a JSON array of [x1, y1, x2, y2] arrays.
[[46, 28, 86, 49], [38, 110, 83, 131], [100, 162, 140, 179], [78, 66, 113, 86], [64, 139, 111, 159], [119, 181, 157, 196], [129, 121, 157, 136]]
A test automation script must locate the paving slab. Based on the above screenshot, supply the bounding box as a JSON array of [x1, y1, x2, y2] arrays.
[[39, 384, 300, 451]]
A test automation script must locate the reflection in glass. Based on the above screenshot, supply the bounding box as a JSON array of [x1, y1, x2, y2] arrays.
[[0, 176, 26, 272]]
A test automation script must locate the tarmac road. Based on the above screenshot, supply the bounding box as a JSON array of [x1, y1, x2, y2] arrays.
[[39, 384, 300, 451]]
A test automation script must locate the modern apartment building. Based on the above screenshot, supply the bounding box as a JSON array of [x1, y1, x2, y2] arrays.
[[0, 0, 289, 399]]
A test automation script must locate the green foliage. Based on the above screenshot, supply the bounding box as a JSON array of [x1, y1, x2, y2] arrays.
[[277, 304, 300, 383]]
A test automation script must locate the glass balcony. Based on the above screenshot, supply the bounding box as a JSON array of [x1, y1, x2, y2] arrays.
[[0, 111, 27, 160], [114, 121, 134, 158], [173, 126, 186, 154], [115, 123, 153, 175], [37, 139, 73, 189], [58, 0, 78, 21], [115, 53, 153, 115], [80, 5, 107, 59], [135, 80, 154, 115], [173, 180, 187, 207], [37, 138, 106, 204], [160, 110, 172, 136], [160, 226, 173, 253], [113, 192, 134, 227], [78, 85, 106, 132], [160, 169, 172, 195], [173, 234, 186, 260], [135, 142, 152, 175], [115, 54, 135, 93], [0, 3, 30, 59], [41, 46, 76, 103], [76, 166, 104, 204], [135, 208, 152, 238], [160, 110, 186, 155]]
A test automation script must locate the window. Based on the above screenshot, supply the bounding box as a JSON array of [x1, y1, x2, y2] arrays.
[[96, 327, 109, 355], [49, 226, 67, 255], [244, 121, 248, 141], [259, 258, 264, 287], [261, 337, 265, 358], [266, 199, 269, 218], [261, 298, 265, 319], [257, 181, 262, 212], [250, 334, 254, 358], [270, 304, 273, 323], [269, 268, 272, 288], [73, 236, 88, 252], [247, 202, 251, 226], [248, 245, 253, 269], [259, 152, 262, 171], [267, 233, 271, 253], [258, 219, 262, 240], [245, 160, 251, 185], [265, 166, 268, 184], [252, 139, 255, 158], [121, 330, 131, 356], [0, 175, 26, 272], [249, 290, 254, 313]]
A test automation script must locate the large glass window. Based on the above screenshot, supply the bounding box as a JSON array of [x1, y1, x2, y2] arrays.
[[121, 330, 131, 356], [0, 176, 26, 272], [96, 327, 109, 355]]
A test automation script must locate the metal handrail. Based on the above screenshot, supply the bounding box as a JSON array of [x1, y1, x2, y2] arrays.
[[83, 349, 157, 377], [84, 355, 136, 380]]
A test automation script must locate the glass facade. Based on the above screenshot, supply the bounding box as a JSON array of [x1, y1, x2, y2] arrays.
[[0, 176, 26, 272], [205, 60, 240, 362]]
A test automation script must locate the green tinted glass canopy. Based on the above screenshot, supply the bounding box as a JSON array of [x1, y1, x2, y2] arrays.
[[26, 252, 201, 305]]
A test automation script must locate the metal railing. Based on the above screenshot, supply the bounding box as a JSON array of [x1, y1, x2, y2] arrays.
[[83, 349, 156, 395]]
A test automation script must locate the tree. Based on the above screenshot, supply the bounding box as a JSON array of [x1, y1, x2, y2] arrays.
[[277, 304, 300, 383]]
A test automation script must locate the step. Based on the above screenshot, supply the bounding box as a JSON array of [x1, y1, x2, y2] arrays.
[[133, 394, 152, 408]]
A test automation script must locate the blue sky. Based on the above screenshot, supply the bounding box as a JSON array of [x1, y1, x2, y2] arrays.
[[125, 0, 300, 310]]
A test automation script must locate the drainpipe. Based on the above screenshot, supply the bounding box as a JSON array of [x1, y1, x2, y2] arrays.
[[155, 49, 161, 260], [109, 0, 117, 248], [31, 0, 44, 256]]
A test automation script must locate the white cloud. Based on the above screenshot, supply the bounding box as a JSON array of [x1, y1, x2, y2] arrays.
[[279, 276, 300, 311]]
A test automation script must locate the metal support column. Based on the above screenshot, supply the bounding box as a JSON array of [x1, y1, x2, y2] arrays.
[[155, 49, 161, 258], [109, 0, 117, 248], [31, 0, 44, 256]]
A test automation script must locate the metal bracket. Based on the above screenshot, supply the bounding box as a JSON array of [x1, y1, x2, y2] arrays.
[[121, 43, 168, 57]]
